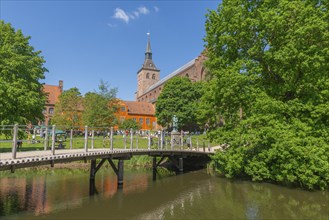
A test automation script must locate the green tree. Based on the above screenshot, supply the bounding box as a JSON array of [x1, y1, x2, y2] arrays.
[[203, 0, 329, 190], [0, 21, 47, 126], [156, 77, 203, 131], [119, 119, 141, 130], [82, 80, 118, 128], [51, 88, 83, 129]]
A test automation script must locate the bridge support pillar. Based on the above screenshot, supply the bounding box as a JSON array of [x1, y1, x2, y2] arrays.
[[89, 159, 97, 195], [117, 159, 124, 188], [179, 157, 183, 174], [152, 156, 157, 181]]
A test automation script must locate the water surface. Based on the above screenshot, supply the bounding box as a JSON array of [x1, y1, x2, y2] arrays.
[[0, 167, 327, 219]]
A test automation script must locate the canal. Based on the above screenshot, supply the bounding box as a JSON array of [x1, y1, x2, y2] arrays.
[[0, 166, 327, 219]]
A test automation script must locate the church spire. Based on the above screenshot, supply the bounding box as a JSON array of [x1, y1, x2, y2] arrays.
[[145, 33, 152, 60]]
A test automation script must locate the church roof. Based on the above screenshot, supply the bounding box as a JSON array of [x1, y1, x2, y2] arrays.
[[123, 101, 155, 116], [142, 58, 196, 95]]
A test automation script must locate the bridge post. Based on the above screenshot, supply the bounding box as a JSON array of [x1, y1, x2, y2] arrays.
[[117, 159, 124, 188], [160, 130, 163, 150], [130, 128, 133, 150], [110, 127, 113, 151], [33, 127, 36, 143], [152, 156, 157, 181], [180, 131, 183, 150], [51, 125, 56, 155], [124, 132, 127, 149], [91, 130, 94, 149], [136, 135, 139, 149], [44, 127, 49, 151], [165, 134, 167, 150], [171, 135, 173, 150], [196, 138, 199, 151], [84, 126, 88, 152], [148, 130, 151, 150], [208, 142, 211, 152], [12, 124, 18, 159], [179, 157, 183, 174], [70, 129, 73, 150], [190, 136, 193, 150]]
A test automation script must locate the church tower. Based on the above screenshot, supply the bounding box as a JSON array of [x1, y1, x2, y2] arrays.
[[136, 33, 160, 99]]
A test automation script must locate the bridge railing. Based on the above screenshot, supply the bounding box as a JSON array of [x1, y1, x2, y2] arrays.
[[0, 125, 213, 159]]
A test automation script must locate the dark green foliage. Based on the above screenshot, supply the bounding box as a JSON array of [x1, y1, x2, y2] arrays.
[[82, 80, 118, 128], [156, 77, 203, 131], [203, 0, 329, 190], [119, 118, 141, 130], [0, 21, 47, 126]]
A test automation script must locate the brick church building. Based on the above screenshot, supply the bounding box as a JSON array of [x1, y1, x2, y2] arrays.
[[135, 34, 207, 103]]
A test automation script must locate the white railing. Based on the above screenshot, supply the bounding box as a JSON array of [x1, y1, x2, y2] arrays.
[[0, 124, 213, 159]]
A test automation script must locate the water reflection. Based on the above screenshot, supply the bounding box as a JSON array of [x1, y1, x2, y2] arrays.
[[0, 169, 328, 219]]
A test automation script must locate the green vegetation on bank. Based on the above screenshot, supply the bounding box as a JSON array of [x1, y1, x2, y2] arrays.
[[202, 0, 329, 190]]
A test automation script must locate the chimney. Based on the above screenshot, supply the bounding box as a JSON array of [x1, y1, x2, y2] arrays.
[[59, 80, 63, 92]]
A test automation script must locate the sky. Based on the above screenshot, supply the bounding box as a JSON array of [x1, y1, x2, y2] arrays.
[[1, 0, 219, 101]]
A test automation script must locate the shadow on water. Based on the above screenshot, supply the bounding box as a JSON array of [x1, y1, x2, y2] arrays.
[[0, 168, 328, 220]]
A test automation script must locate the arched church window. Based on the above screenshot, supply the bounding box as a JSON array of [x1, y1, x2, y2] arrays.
[[152, 74, 155, 79], [186, 73, 189, 78], [146, 73, 150, 79]]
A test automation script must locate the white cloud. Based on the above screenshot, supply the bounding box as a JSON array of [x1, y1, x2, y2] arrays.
[[138, 6, 150, 15], [154, 6, 159, 12], [113, 8, 130, 23], [111, 6, 151, 25]]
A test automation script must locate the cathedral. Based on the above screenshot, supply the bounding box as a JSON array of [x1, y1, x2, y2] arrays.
[[135, 34, 207, 103]]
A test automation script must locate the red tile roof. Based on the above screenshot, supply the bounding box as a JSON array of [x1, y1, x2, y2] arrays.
[[122, 101, 155, 116], [43, 84, 62, 105]]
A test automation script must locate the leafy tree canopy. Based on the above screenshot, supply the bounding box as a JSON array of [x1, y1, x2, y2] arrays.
[[156, 77, 203, 131], [82, 80, 118, 128], [51, 87, 83, 129], [202, 0, 329, 190], [0, 21, 47, 126]]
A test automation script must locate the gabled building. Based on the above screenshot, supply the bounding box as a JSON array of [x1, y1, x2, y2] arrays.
[[41, 80, 63, 126], [116, 100, 157, 130]]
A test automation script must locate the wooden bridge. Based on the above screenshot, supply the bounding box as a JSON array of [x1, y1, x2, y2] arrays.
[[0, 148, 214, 193], [0, 125, 217, 191]]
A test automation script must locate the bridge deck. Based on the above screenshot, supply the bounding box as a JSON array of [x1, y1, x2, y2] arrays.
[[0, 148, 215, 172]]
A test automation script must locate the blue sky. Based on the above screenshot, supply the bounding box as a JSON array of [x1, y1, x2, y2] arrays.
[[1, 0, 219, 100]]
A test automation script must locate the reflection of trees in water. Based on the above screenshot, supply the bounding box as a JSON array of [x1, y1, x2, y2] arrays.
[[0, 170, 327, 219], [0, 176, 51, 217], [137, 175, 328, 220], [0, 192, 22, 216]]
